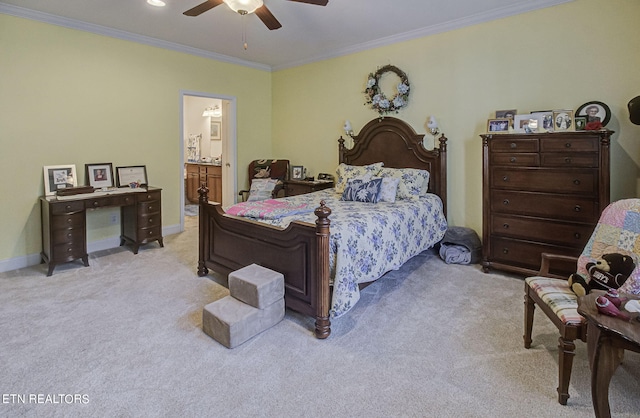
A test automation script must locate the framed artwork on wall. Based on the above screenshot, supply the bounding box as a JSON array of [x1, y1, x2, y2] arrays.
[[211, 121, 221, 140], [43, 165, 77, 196]]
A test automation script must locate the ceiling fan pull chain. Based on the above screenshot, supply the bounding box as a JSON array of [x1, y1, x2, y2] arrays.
[[242, 13, 248, 50]]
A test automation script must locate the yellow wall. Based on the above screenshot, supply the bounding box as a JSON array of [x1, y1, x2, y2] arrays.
[[1, 0, 639, 269], [0, 14, 272, 263], [273, 0, 640, 232]]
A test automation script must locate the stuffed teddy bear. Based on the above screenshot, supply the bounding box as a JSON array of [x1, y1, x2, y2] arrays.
[[568, 253, 636, 296]]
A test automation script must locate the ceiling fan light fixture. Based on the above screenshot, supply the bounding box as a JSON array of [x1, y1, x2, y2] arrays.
[[223, 0, 263, 14], [146, 0, 166, 7]]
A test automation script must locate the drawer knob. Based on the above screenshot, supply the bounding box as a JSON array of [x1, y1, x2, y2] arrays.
[[564, 157, 572, 164], [149, 218, 153, 223], [67, 248, 72, 252], [574, 205, 582, 212], [503, 199, 509, 205], [503, 223, 509, 229], [65, 205, 72, 211], [502, 176, 509, 182], [510, 143, 517, 149], [573, 179, 581, 185], [148, 206, 153, 211], [565, 142, 572, 148], [510, 157, 517, 163], [67, 232, 72, 238], [574, 233, 581, 239], [148, 230, 153, 236], [502, 248, 509, 254], [93, 201, 99, 207], [67, 218, 73, 223]]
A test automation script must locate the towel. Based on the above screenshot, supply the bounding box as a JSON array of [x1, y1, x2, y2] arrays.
[[439, 243, 472, 265]]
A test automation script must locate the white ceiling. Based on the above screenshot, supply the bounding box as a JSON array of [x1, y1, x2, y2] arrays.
[[0, 0, 571, 71]]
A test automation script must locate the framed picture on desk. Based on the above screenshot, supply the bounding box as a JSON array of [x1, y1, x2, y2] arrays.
[[85, 163, 114, 188], [116, 165, 148, 187], [291, 165, 304, 180], [43, 164, 77, 196]]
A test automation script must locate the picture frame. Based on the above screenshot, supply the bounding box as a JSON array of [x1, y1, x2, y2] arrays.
[[210, 121, 221, 140], [43, 164, 77, 196], [495, 109, 517, 121], [530, 111, 554, 132], [116, 165, 148, 188], [575, 116, 587, 131], [553, 109, 574, 131], [487, 118, 510, 133], [575, 101, 611, 127], [85, 163, 114, 188], [514, 115, 538, 133], [291, 165, 304, 180]]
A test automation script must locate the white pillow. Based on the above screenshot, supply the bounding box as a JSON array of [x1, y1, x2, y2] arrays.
[[376, 177, 400, 203], [334, 162, 384, 194], [378, 167, 430, 200], [247, 178, 278, 202]]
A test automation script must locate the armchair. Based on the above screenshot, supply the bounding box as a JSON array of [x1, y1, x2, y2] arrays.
[[523, 199, 640, 404], [238, 159, 290, 202]]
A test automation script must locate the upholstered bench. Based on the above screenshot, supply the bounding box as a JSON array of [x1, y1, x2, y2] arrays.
[[202, 264, 285, 348]]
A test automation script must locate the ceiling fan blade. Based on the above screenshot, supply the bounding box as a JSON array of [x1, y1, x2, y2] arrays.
[[255, 5, 282, 30], [287, 0, 328, 5], [183, 0, 224, 17]]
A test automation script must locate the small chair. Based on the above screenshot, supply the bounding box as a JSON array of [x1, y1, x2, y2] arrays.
[[523, 199, 640, 405], [239, 159, 289, 201]]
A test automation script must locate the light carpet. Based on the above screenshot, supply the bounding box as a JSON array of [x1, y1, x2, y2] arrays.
[[1, 216, 639, 417]]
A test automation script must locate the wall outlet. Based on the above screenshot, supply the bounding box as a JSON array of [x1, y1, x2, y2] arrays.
[[110, 214, 118, 224]]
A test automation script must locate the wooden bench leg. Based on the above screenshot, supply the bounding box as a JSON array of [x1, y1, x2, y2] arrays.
[[523, 285, 535, 349]]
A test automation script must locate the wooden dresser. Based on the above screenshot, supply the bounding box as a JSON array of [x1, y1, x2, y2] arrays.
[[186, 163, 222, 203], [481, 130, 613, 276]]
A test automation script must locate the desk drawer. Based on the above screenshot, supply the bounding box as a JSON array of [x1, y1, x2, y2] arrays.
[[52, 242, 85, 262], [138, 191, 161, 203], [51, 201, 84, 215], [51, 227, 84, 245], [139, 200, 160, 214], [138, 214, 160, 228], [86, 195, 132, 209], [51, 213, 84, 231], [491, 214, 592, 247], [491, 167, 597, 194], [138, 226, 162, 240]]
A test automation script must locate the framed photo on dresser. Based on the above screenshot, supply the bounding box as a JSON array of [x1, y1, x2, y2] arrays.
[[116, 165, 148, 187], [85, 163, 114, 188]]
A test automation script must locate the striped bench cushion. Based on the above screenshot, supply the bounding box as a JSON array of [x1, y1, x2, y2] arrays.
[[525, 276, 584, 325]]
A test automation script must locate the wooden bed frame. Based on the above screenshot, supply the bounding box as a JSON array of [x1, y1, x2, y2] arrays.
[[197, 117, 447, 338]]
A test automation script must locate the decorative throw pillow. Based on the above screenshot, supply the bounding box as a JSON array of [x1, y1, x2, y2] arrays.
[[341, 178, 383, 203], [378, 167, 430, 200], [247, 178, 278, 202], [376, 177, 400, 203], [334, 162, 384, 194]]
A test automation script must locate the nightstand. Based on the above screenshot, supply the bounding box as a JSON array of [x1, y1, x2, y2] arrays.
[[284, 179, 334, 197]]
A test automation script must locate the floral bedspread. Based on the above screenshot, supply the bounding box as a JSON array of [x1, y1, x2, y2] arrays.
[[226, 189, 447, 318]]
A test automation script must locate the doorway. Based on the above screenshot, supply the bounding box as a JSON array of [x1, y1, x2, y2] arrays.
[[180, 90, 237, 231]]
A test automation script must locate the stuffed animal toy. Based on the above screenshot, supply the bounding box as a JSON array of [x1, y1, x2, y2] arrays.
[[568, 253, 636, 296]]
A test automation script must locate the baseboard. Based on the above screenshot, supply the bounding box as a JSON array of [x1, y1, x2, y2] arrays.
[[0, 224, 182, 274]]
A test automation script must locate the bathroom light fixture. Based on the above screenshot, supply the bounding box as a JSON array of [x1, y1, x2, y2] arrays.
[[427, 116, 439, 136], [343, 120, 354, 137], [147, 0, 166, 7], [203, 105, 222, 118]]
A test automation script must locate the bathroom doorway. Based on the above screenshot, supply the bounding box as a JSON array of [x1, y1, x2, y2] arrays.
[[180, 91, 237, 231]]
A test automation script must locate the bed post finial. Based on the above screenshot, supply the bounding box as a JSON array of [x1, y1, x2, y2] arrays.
[[438, 134, 448, 152], [198, 183, 209, 203], [314, 200, 332, 339]]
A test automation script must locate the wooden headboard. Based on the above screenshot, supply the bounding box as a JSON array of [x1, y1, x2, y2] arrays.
[[338, 117, 448, 215]]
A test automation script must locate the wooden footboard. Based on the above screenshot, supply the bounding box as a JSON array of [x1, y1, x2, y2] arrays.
[[197, 185, 332, 338]]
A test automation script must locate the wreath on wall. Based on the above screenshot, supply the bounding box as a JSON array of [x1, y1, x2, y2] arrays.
[[364, 65, 410, 116]]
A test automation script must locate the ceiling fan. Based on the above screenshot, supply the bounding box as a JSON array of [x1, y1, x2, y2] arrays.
[[183, 0, 328, 30]]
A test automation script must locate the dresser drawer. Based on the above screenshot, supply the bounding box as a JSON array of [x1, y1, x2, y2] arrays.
[[490, 190, 599, 222], [541, 153, 598, 167], [489, 236, 580, 271], [490, 138, 539, 153], [491, 214, 592, 247], [491, 167, 597, 194], [490, 153, 539, 166], [51, 200, 85, 215], [52, 242, 85, 262], [540, 137, 598, 152]]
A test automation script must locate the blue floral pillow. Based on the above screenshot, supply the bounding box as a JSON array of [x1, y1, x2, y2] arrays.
[[247, 178, 278, 202], [341, 178, 383, 203], [378, 167, 430, 200]]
